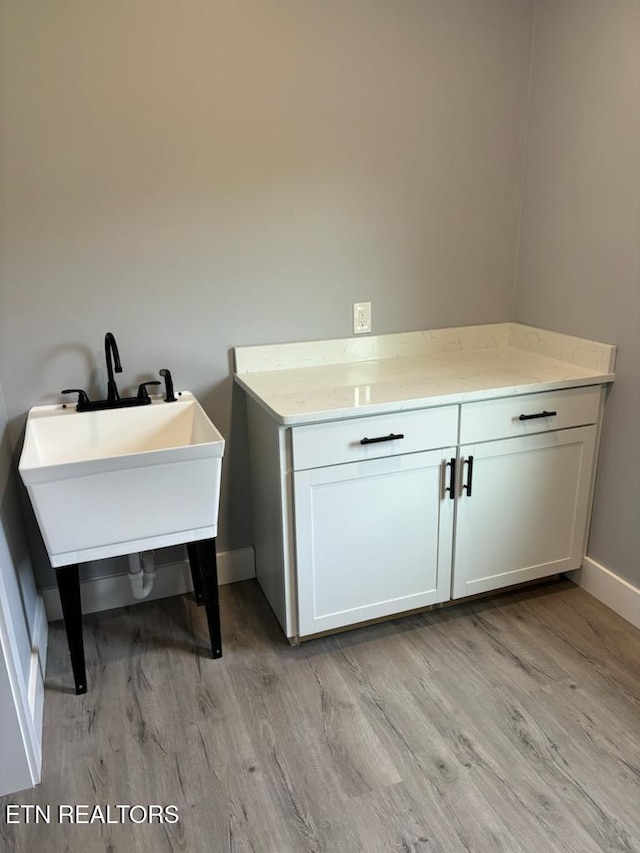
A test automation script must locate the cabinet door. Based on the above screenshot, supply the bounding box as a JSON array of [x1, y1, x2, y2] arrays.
[[452, 426, 597, 599], [294, 449, 455, 637]]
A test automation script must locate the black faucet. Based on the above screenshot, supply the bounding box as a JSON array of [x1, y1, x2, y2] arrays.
[[62, 332, 157, 412], [105, 332, 122, 402]]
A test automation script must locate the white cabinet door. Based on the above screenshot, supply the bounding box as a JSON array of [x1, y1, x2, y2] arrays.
[[452, 426, 597, 599], [0, 556, 43, 796], [294, 449, 455, 637]]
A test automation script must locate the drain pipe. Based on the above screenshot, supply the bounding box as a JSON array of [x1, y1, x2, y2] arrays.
[[128, 551, 157, 600]]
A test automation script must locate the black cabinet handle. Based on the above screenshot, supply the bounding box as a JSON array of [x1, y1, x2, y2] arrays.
[[463, 456, 474, 497], [518, 410, 557, 421], [445, 458, 456, 500], [360, 433, 405, 445]]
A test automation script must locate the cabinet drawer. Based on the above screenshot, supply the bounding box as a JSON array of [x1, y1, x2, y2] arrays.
[[291, 406, 458, 470], [459, 386, 601, 444]]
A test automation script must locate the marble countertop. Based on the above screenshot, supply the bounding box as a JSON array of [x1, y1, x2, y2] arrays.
[[233, 323, 616, 425]]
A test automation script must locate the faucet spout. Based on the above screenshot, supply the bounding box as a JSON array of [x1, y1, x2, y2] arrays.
[[105, 332, 122, 401]]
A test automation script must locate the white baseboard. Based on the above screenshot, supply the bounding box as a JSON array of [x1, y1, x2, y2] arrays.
[[42, 547, 255, 623], [566, 557, 640, 631]]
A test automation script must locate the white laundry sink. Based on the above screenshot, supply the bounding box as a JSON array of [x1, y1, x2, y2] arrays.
[[19, 392, 224, 567]]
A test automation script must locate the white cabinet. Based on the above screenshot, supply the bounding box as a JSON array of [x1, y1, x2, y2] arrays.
[[294, 449, 455, 636], [244, 384, 606, 642], [290, 406, 458, 636], [452, 426, 597, 599]]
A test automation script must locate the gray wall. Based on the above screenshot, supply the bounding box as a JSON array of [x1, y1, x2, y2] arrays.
[[515, 0, 640, 584], [0, 376, 39, 684], [0, 0, 534, 587]]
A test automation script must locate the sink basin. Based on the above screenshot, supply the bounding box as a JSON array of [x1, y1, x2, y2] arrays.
[[19, 392, 224, 567]]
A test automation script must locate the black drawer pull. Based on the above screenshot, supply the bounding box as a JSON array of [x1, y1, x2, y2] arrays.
[[518, 410, 557, 421], [360, 432, 405, 445], [445, 458, 456, 500]]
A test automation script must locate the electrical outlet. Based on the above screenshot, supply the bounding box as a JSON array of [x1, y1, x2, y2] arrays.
[[353, 302, 372, 335]]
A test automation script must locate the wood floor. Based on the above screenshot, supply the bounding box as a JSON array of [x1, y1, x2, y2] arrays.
[[2, 578, 640, 853]]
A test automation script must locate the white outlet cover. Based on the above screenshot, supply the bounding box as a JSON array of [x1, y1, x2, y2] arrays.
[[353, 302, 372, 334]]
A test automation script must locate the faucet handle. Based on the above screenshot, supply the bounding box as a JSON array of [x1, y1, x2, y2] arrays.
[[61, 389, 90, 410], [137, 381, 161, 402]]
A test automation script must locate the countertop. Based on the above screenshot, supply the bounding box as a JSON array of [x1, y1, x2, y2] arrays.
[[233, 323, 616, 426]]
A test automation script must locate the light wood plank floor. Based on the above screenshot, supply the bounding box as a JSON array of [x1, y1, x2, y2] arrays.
[[2, 578, 640, 853]]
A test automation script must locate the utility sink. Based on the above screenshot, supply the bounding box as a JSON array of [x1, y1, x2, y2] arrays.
[[19, 392, 224, 567]]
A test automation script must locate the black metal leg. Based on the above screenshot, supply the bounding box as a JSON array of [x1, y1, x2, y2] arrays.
[[186, 542, 205, 606], [187, 538, 222, 659], [55, 565, 87, 695]]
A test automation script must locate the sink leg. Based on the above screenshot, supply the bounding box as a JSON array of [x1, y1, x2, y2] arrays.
[[55, 565, 87, 695], [187, 543, 205, 606], [187, 539, 222, 659]]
